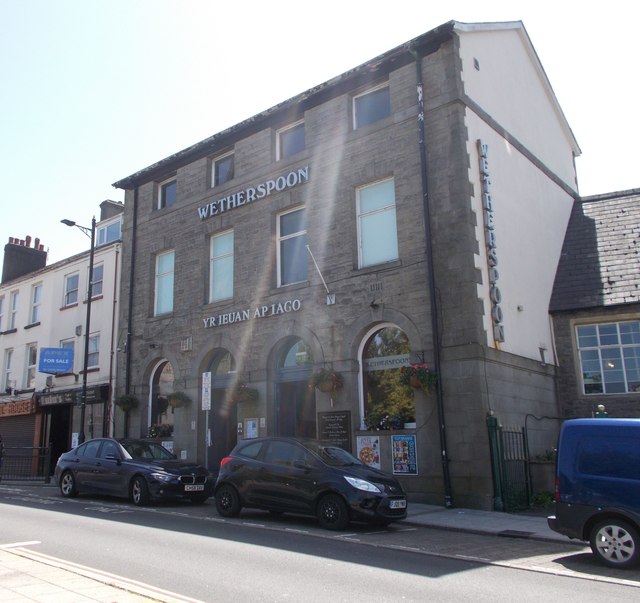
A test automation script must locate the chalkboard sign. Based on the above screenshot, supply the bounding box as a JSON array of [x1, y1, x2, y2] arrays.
[[318, 411, 351, 452]]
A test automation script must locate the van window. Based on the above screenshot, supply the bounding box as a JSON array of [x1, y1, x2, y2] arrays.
[[577, 436, 640, 480]]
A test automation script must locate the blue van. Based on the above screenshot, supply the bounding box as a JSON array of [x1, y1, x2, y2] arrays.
[[547, 418, 640, 568]]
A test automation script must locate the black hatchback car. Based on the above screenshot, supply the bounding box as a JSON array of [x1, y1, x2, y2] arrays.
[[214, 437, 407, 530], [54, 438, 214, 505]]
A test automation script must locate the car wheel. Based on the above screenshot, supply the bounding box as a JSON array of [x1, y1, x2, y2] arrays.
[[215, 484, 241, 517], [317, 493, 349, 531], [590, 518, 640, 568], [131, 476, 150, 506], [59, 471, 78, 498]]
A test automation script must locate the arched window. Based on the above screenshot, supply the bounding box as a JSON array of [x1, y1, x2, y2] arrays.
[[275, 337, 314, 437], [212, 350, 235, 378], [360, 325, 414, 429], [280, 338, 313, 370], [149, 361, 175, 437]]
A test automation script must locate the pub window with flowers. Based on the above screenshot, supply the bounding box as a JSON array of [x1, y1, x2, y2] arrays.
[[362, 325, 418, 430]]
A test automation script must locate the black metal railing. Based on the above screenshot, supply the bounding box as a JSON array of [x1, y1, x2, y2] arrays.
[[0, 446, 51, 483]]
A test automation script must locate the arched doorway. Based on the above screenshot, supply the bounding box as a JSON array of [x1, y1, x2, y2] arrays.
[[207, 350, 237, 472], [359, 324, 414, 430], [275, 337, 315, 437], [148, 360, 175, 439]]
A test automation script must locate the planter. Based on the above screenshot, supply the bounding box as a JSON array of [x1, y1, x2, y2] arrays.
[[317, 381, 335, 393], [115, 395, 139, 413], [232, 384, 259, 404], [409, 375, 422, 389], [167, 391, 191, 409]]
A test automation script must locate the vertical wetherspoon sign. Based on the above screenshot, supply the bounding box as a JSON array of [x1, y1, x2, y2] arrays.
[[478, 140, 505, 343]]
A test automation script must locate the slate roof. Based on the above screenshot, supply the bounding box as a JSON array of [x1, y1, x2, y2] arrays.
[[550, 189, 640, 312]]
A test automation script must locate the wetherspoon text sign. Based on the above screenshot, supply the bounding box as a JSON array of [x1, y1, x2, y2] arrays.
[[198, 166, 310, 220]]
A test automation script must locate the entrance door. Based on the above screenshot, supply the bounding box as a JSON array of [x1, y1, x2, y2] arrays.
[[44, 405, 72, 472], [276, 381, 316, 438], [209, 389, 237, 473]]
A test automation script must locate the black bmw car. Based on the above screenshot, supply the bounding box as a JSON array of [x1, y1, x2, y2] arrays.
[[214, 437, 407, 530], [54, 438, 214, 505]]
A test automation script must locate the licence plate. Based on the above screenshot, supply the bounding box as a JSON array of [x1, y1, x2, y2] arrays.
[[389, 499, 406, 509], [184, 484, 204, 492]]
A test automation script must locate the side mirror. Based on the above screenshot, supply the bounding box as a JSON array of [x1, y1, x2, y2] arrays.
[[105, 454, 122, 465]]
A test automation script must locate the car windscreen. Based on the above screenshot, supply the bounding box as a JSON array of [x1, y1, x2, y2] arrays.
[[122, 442, 175, 460], [309, 443, 362, 467]]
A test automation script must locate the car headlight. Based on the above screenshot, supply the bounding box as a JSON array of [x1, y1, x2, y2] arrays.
[[344, 476, 381, 493], [150, 472, 175, 483]]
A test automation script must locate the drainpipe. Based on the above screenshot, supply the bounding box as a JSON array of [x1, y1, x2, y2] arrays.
[[106, 246, 120, 436], [124, 187, 139, 437], [412, 48, 454, 508]]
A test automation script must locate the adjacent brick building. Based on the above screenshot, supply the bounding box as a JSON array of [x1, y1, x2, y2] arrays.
[[113, 21, 580, 509]]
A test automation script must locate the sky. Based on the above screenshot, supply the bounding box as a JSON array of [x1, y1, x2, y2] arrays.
[[1, 0, 638, 266]]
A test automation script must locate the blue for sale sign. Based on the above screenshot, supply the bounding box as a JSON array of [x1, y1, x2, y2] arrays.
[[38, 347, 74, 374]]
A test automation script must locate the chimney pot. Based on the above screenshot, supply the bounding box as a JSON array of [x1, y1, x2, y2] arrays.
[[26, 235, 32, 247]]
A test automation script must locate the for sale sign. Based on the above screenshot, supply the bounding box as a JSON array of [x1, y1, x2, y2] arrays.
[[38, 347, 74, 374]]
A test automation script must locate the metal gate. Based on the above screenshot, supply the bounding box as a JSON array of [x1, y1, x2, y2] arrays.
[[0, 447, 52, 483], [487, 414, 530, 511]]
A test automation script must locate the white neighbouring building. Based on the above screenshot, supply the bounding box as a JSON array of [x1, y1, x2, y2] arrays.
[[0, 201, 123, 470]]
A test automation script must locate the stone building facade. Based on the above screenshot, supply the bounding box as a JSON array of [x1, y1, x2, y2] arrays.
[[113, 21, 579, 509]]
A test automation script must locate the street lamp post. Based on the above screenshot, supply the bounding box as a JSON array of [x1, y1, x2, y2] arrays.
[[61, 217, 96, 445]]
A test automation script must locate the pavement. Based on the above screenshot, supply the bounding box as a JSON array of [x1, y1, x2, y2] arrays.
[[0, 483, 568, 603]]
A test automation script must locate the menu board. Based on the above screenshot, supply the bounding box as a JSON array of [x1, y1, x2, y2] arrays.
[[318, 411, 351, 452]]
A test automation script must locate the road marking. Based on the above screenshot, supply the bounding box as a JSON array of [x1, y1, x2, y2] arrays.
[[455, 554, 491, 562], [85, 506, 133, 514], [5, 547, 205, 603], [1, 541, 41, 548]]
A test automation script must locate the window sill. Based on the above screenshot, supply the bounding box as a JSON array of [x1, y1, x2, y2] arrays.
[[79, 367, 100, 375], [275, 280, 309, 292], [354, 259, 402, 275], [0, 328, 17, 336], [60, 303, 78, 310], [84, 295, 103, 304], [24, 322, 41, 330]]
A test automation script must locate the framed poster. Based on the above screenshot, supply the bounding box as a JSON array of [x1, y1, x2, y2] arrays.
[[317, 411, 351, 452], [244, 418, 258, 439], [356, 435, 380, 469], [391, 435, 418, 475]]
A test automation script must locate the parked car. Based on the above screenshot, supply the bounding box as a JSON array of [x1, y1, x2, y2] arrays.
[[214, 437, 407, 530], [547, 418, 640, 568], [54, 438, 214, 506]]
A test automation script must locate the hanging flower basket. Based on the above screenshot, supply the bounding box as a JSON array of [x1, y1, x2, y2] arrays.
[[400, 363, 438, 391], [309, 368, 344, 395], [232, 382, 259, 404], [115, 394, 139, 413], [148, 423, 173, 438], [167, 391, 191, 409]]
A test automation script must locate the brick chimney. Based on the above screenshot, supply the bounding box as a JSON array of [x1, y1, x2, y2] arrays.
[[2, 236, 47, 284]]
